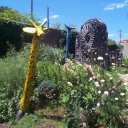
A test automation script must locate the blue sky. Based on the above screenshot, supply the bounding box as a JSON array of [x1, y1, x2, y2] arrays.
[[0, 0, 128, 42]]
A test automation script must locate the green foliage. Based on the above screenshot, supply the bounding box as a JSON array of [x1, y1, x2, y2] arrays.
[[19, 43, 65, 63], [58, 29, 78, 55], [9, 114, 66, 128], [0, 43, 128, 128], [0, 44, 64, 121], [0, 20, 23, 56], [0, 53, 27, 121], [0, 6, 38, 56], [122, 58, 128, 69], [38, 44, 65, 63], [36, 61, 64, 86], [34, 80, 59, 108], [0, 6, 29, 23], [53, 22, 62, 30], [107, 39, 123, 50], [0, 6, 29, 56], [58, 60, 128, 127], [107, 39, 117, 46]]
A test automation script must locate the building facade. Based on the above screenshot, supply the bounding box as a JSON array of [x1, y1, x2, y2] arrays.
[[120, 40, 128, 58]]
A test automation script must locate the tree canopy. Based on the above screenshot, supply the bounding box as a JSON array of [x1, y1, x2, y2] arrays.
[[107, 39, 123, 50], [0, 6, 29, 23]]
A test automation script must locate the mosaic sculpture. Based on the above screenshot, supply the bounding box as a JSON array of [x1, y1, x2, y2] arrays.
[[75, 18, 108, 63], [75, 18, 122, 68]]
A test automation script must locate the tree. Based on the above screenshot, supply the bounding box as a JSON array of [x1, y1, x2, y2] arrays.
[[0, 6, 29, 23], [107, 39, 117, 46], [53, 22, 62, 30], [107, 39, 123, 50]]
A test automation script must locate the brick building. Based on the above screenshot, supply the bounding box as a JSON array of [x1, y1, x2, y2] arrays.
[[120, 39, 128, 58]]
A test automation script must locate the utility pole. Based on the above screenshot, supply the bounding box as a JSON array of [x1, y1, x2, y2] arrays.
[[65, 25, 75, 63], [119, 29, 122, 43], [31, 0, 33, 20], [47, 7, 49, 28]]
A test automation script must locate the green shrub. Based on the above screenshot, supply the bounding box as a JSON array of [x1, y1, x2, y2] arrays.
[[34, 80, 59, 108], [59, 60, 128, 127], [38, 44, 65, 64], [19, 43, 65, 63], [0, 54, 27, 121]]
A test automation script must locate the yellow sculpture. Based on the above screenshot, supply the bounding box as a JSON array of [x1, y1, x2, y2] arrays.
[[17, 19, 49, 117]]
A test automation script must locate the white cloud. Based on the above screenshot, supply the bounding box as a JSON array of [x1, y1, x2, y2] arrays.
[[124, 33, 128, 36], [42, 14, 59, 22], [104, 0, 128, 11], [108, 33, 115, 37], [50, 14, 59, 19], [43, 18, 47, 22]]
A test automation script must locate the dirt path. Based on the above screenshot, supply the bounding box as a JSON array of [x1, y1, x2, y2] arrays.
[[0, 123, 8, 128]]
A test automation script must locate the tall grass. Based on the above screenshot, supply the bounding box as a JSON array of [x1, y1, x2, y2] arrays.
[[0, 54, 27, 121]]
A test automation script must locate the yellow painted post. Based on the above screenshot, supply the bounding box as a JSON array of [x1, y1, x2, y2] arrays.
[[17, 19, 48, 117]]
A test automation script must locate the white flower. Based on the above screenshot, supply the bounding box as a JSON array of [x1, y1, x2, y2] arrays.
[[115, 97, 119, 100], [67, 82, 73, 87], [97, 56, 103, 61], [101, 84, 103, 87], [97, 102, 100, 107], [55, 62, 60, 66], [55, 62, 58, 65], [111, 63, 116, 66], [81, 122, 87, 127], [94, 81, 100, 87], [63, 64, 68, 69], [104, 91, 109, 95], [112, 57, 115, 59], [92, 107, 96, 110], [78, 63, 83, 67], [76, 61, 80, 65], [106, 73, 112, 77], [93, 76, 96, 80], [76, 61, 83, 66], [110, 77, 113, 80], [66, 58, 72, 64], [69, 69, 75, 74], [98, 90, 101, 94], [123, 82, 128, 86], [120, 93, 125, 96], [101, 79, 105, 83], [89, 77, 93, 81], [111, 91, 114, 93]]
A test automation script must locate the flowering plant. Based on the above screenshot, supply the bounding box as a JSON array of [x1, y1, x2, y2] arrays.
[[61, 59, 128, 127]]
